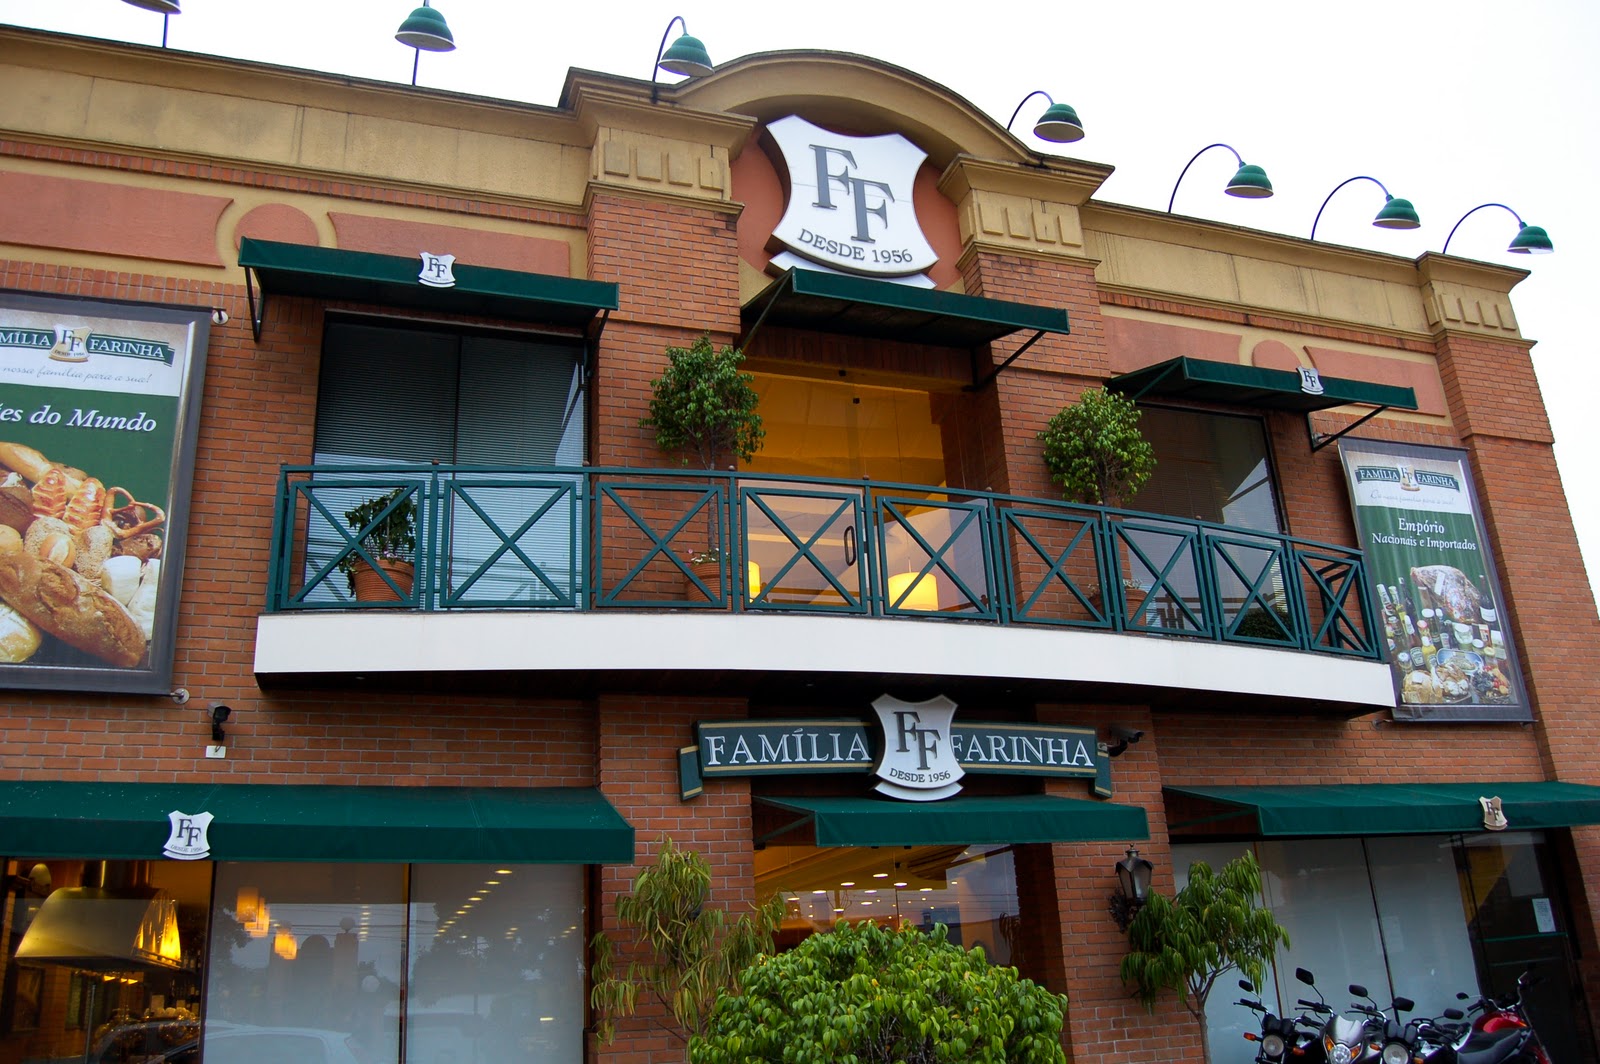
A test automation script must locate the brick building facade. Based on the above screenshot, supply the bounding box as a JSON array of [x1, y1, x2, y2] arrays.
[[0, 25, 1597, 1064]]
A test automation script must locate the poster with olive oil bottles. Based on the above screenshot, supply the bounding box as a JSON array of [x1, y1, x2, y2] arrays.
[[0, 291, 210, 693], [1339, 439, 1528, 722]]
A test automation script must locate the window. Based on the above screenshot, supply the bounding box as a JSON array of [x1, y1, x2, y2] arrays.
[[1119, 408, 1286, 633], [309, 320, 587, 605], [755, 844, 1020, 965], [206, 862, 586, 1064], [1135, 407, 1282, 532], [1173, 832, 1594, 1064]]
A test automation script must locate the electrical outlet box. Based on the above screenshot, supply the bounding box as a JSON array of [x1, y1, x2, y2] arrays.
[[205, 744, 227, 759]]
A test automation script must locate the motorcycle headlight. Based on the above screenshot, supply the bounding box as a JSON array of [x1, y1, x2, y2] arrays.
[[1262, 1032, 1287, 1058], [1326, 1038, 1355, 1064], [1381, 1042, 1410, 1064]]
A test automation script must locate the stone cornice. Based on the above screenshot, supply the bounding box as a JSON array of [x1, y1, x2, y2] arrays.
[[939, 155, 1113, 207], [0, 25, 582, 146]]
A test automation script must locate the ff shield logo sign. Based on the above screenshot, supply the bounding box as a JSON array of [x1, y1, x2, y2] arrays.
[[767, 115, 938, 286], [871, 694, 964, 801], [163, 810, 213, 860]]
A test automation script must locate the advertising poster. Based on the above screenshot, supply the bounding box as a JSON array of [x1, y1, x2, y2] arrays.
[[1339, 439, 1528, 722], [0, 291, 209, 693]]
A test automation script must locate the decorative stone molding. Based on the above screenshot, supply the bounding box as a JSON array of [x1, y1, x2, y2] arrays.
[[565, 81, 753, 211], [938, 156, 1109, 263], [1417, 254, 1528, 339]]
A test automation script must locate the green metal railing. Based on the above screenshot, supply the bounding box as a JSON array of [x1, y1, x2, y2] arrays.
[[267, 465, 1380, 660]]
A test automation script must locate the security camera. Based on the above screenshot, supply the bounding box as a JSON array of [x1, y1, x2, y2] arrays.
[[210, 704, 232, 743], [1105, 725, 1145, 759]]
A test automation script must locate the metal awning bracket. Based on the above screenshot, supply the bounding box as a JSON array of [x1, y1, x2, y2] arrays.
[[755, 809, 816, 848], [1307, 405, 1390, 452], [964, 328, 1046, 392], [244, 265, 266, 343], [735, 270, 796, 353]]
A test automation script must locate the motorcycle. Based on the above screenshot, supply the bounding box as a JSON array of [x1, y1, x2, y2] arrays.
[[1344, 983, 1418, 1064], [1236, 976, 1312, 1064], [1414, 970, 1552, 1064], [1292, 967, 1414, 1064]]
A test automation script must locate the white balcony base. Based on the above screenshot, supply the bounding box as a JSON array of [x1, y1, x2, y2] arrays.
[[254, 611, 1396, 710]]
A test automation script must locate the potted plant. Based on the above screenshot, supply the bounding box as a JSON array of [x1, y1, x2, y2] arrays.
[[641, 334, 765, 471], [1040, 388, 1156, 617], [1037, 386, 1155, 509], [641, 335, 764, 598], [337, 486, 417, 602]]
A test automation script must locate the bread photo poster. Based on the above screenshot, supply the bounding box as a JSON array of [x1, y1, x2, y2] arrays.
[[0, 292, 208, 692], [1339, 439, 1528, 723]]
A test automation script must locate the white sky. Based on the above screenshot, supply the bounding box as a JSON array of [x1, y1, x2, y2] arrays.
[[5, 0, 1598, 609]]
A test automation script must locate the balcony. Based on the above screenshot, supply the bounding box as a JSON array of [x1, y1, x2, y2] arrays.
[[253, 466, 1396, 713]]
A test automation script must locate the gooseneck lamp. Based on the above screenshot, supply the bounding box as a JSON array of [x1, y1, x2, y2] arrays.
[[1310, 176, 1420, 241], [1442, 203, 1554, 256], [396, 1, 456, 87], [652, 17, 714, 102], [120, 0, 179, 48], [1167, 143, 1273, 213], [1006, 90, 1085, 144]]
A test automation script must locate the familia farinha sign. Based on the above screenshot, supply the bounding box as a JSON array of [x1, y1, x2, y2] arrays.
[[679, 695, 1110, 802]]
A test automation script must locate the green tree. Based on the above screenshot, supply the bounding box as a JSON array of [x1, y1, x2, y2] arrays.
[[1037, 387, 1155, 508], [590, 839, 783, 1048], [691, 921, 1068, 1064], [1119, 851, 1290, 1064], [642, 334, 765, 469]]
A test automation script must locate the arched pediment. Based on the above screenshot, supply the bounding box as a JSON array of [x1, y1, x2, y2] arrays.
[[674, 50, 1034, 172]]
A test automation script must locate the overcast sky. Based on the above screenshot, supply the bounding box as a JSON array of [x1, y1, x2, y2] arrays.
[[5, 0, 1598, 608]]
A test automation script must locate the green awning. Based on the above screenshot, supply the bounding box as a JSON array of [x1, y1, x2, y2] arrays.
[[1166, 782, 1600, 837], [0, 781, 634, 863], [1108, 356, 1418, 413], [239, 237, 619, 341], [740, 267, 1070, 349], [757, 794, 1147, 848]]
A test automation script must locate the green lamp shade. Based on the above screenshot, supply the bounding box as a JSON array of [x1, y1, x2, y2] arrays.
[[121, 0, 181, 11], [1032, 102, 1085, 143], [1508, 223, 1553, 254], [396, 6, 455, 52], [1225, 163, 1273, 199], [1373, 196, 1420, 230], [658, 34, 713, 77]]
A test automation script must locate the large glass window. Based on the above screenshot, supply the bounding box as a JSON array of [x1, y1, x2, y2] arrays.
[[0, 859, 210, 1064], [754, 844, 1020, 965], [206, 862, 587, 1064], [1116, 408, 1285, 633], [206, 863, 405, 1064], [406, 864, 585, 1063], [1135, 407, 1282, 532], [1173, 831, 1592, 1064], [307, 319, 587, 605], [0, 858, 589, 1064]]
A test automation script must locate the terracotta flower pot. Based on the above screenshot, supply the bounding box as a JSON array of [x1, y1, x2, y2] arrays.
[[351, 558, 415, 602], [684, 559, 722, 602]]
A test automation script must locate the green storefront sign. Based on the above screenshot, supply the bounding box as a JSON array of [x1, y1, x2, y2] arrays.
[[679, 698, 1111, 801]]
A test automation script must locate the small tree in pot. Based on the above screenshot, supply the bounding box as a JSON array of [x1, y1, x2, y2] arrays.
[[336, 486, 417, 601], [1037, 386, 1155, 509], [640, 335, 764, 595], [1119, 850, 1290, 1064], [641, 334, 765, 471]]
